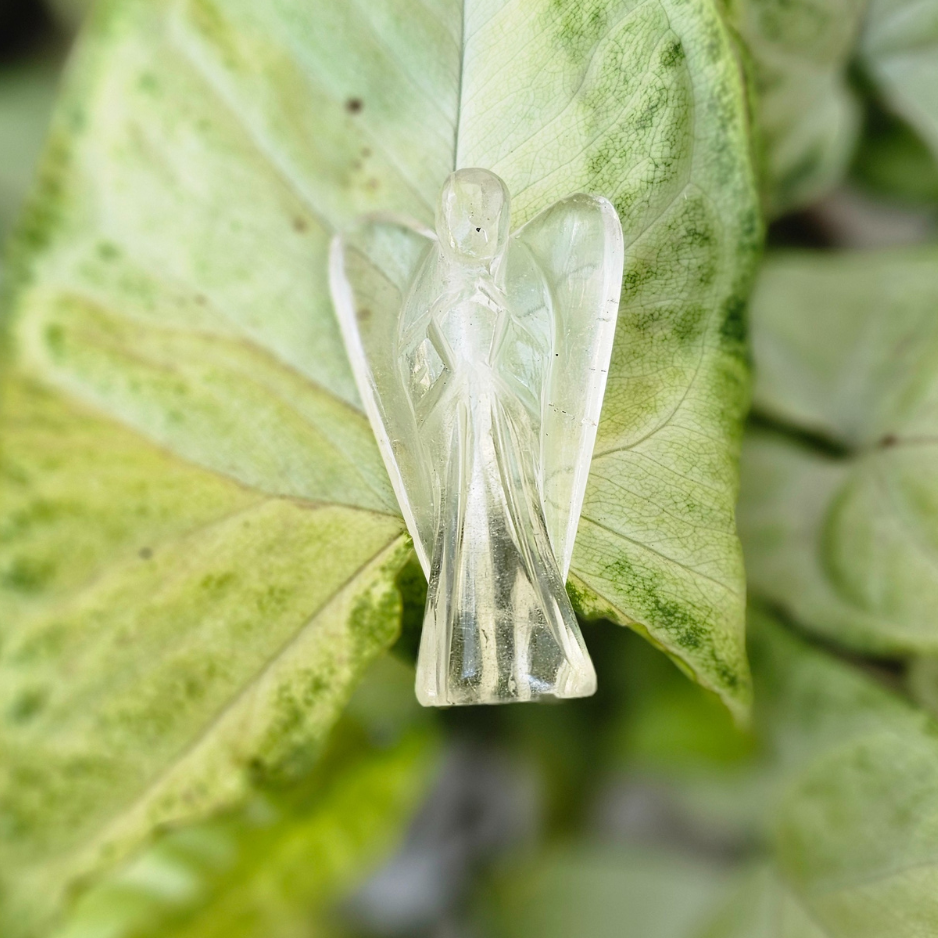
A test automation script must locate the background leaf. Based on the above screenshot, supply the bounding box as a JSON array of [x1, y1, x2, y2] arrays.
[[483, 611, 938, 938], [483, 853, 833, 938], [860, 0, 938, 167], [739, 248, 938, 652], [49, 656, 440, 938], [725, 0, 866, 216], [749, 609, 938, 937], [699, 867, 830, 938], [482, 844, 733, 938]]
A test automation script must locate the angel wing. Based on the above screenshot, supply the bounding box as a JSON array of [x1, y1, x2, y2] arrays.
[[507, 195, 624, 578], [328, 214, 439, 572]]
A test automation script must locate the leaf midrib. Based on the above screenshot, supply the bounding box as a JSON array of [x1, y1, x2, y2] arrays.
[[453, 0, 467, 168]]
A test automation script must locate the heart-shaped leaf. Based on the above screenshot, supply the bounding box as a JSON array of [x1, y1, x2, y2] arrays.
[[1, 0, 757, 928], [861, 0, 938, 167], [483, 844, 733, 938], [749, 609, 938, 937], [739, 248, 938, 652], [485, 851, 828, 938], [725, 0, 866, 216], [487, 608, 938, 938]]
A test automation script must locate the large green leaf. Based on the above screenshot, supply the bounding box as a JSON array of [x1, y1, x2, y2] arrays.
[[699, 867, 829, 938], [725, 0, 866, 216], [0, 0, 757, 927], [749, 609, 938, 936], [739, 248, 938, 652], [860, 0, 938, 167], [484, 850, 829, 938], [50, 656, 439, 938], [487, 611, 938, 938], [7, 0, 760, 712], [482, 844, 732, 938], [0, 376, 411, 936]]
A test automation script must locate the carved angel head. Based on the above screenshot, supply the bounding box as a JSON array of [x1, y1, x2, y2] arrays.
[[436, 168, 511, 264]]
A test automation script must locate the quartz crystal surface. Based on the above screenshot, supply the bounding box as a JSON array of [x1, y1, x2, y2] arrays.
[[330, 169, 623, 706]]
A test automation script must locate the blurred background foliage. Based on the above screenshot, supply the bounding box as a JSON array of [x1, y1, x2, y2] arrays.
[[3, 0, 938, 935], [0, 0, 79, 242]]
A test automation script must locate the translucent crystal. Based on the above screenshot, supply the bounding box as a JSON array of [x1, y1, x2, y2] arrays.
[[330, 169, 623, 706]]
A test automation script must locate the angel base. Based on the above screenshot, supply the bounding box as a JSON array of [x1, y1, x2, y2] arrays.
[[415, 609, 597, 707]]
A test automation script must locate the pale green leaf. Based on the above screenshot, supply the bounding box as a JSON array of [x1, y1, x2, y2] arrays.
[[861, 0, 938, 168], [725, 0, 866, 215], [749, 609, 938, 937], [739, 248, 938, 652], [482, 849, 825, 938], [1, 0, 757, 927], [50, 657, 439, 938], [698, 866, 832, 938], [6, 0, 759, 717], [0, 376, 410, 936], [482, 844, 732, 938]]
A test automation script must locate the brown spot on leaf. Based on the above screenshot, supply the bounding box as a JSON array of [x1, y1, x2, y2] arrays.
[[346, 98, 363, 114]]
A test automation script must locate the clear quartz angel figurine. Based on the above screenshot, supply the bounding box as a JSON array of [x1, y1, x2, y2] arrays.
[[330, 169, 623, 706]]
